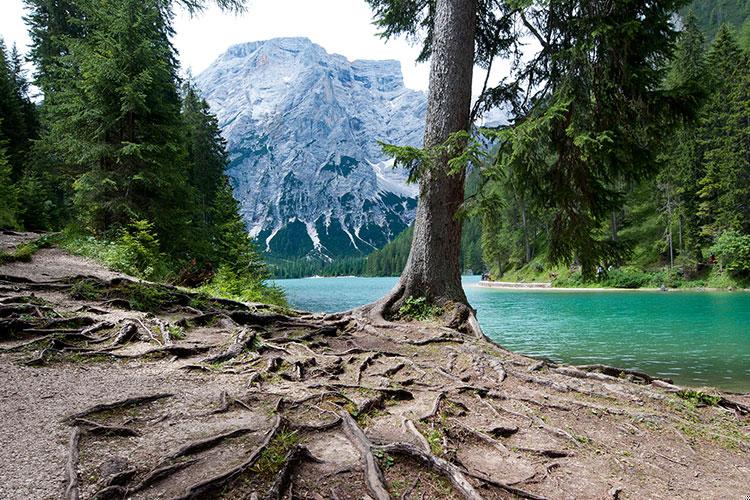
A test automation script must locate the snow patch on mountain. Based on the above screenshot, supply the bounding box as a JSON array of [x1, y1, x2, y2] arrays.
[[196, 37, 425, 259]]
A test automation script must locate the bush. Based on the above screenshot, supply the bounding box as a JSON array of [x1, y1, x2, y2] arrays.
[[59, 220, 169, 281], [397, 296, 443, 321], [109, 220, 166, 280], [600, 266, 652, 288], [710, 231, 750, 275], [199, 266, 287, 307]]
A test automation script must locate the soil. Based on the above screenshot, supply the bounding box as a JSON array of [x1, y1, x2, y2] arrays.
[[0, 233, 748, 500]]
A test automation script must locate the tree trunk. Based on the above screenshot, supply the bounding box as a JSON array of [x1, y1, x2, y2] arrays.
[[361, 0, 479, 334], [521, 201, 531, 263]]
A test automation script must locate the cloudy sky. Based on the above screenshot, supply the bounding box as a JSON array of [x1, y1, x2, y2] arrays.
[[1, 0, 436, 90]]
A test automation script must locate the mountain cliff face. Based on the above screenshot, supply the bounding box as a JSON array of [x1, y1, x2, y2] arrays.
[[196, 37, 426, 260]]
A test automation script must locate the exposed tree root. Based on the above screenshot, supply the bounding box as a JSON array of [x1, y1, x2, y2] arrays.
[[420, 392, 445, 421], [173, 414, 282, 500], [130, 458, 200, 493], [403, 418, 431, 452], [111, 322, 139, 346], [339, 411, 390, 500], [64, 393, 173, 423], [64, 427, 81, 500], [72, 418, 138, 437], [459, 468, 548, 500], [165, 427, 257, 460], [374, 442, 483, 500], [201, 328, 258, 364], [3, 265, 748, 499], [267, 445, 321, 499], [575, 364, 669, 385]]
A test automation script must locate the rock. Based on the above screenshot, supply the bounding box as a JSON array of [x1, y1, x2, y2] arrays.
[[196, 37, 426, 260]]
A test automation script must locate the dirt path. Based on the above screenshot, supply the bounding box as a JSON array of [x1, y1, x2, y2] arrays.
[[0, 236, 748, 499]]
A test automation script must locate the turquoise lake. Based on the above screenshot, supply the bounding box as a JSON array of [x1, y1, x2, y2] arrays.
[[274, 276, 750, 392]]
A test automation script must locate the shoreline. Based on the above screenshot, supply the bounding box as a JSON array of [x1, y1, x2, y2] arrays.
[[475, 280, 750, 292]]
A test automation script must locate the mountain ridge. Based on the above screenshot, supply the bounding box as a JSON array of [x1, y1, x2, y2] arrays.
[[196, 37, 426, 260]]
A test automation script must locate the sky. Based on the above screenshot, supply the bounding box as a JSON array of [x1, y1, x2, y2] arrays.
[[0, 0, 436, 90]]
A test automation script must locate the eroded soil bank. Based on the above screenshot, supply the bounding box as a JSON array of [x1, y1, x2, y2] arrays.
[[0, 232, 748, 499]]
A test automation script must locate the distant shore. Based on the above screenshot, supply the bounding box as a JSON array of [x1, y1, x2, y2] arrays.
[[475, 280, 749, 292]]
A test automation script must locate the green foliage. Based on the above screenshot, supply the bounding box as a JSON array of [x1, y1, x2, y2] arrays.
[[0, 144, 18, 229], [70, 279, 103, 301], [599, 267, 653, 289], [199, 266, 287, 307], [677, 390, 722, 407], [251, 430, 300, 478], [684, 0, 750, 40], [58, 227, 169, 281], [0, 235, 54, 265], [397, 296, 442, 321], [112, 220, 167, 280], [710, 231, 750, 274], [16, 0, 278, 305]]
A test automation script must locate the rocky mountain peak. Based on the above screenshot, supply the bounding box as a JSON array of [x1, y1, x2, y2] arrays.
[[197, 37, 426, 260]]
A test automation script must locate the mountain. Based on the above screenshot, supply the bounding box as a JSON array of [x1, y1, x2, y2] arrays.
[[685, 0, 750, 40], [196, 37, 426, 260]]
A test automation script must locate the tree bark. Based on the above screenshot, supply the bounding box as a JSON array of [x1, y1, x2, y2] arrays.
[[366, 0, 477, 329]]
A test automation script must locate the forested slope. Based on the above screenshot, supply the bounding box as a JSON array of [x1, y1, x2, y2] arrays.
[[0, 0, 280, 304]]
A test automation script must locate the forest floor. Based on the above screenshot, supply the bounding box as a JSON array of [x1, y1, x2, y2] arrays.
[[0, 231, 748, 500]]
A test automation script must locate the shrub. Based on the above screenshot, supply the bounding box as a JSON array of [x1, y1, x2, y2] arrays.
[[109, 219, 166, 280], [397, 296, 443, 321], [710, 231, 750, 275], [199, 266, 287, 307], [601, 266, 652, 288]]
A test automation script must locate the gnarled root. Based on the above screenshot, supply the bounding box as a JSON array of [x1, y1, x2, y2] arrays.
[[339, 411, 390, 500], [267, 445, 321, 499], [64, 427, 81, 500], [173, 415, 282, 500], [64, 393, 173, 423], [373, 442, 483, 500]]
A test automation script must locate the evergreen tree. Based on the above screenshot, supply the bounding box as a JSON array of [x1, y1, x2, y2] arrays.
[[0, 39, 35, 182], [659, 11, 708, 265], [42, 0, 192, 250], [697, 24, 750, 237], [0, 138, 18, 229], [484, 0, 688, 277]]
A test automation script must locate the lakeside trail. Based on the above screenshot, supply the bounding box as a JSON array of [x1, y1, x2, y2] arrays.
[[1, 233, 748, 499]]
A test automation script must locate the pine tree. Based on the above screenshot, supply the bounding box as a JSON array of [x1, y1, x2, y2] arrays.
[[180, 80, 229, 258], [698, 24, 750, 237], [0, 139, 18, 229], [485, 0, 688, 277], [41, 0, 192, 250], [0, 39, 34, 182], [659, 11, 708, 265]]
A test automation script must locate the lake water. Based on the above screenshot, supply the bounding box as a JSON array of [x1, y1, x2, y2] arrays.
[[275, 276, 750, 392]]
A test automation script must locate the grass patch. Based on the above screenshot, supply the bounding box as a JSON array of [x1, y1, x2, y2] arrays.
[[252, 430, 301, 478], [70, 279, 104, 301], [168, 325, 186, 340], [0, 235, 55, 265], [676, 390, 722, 408]]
